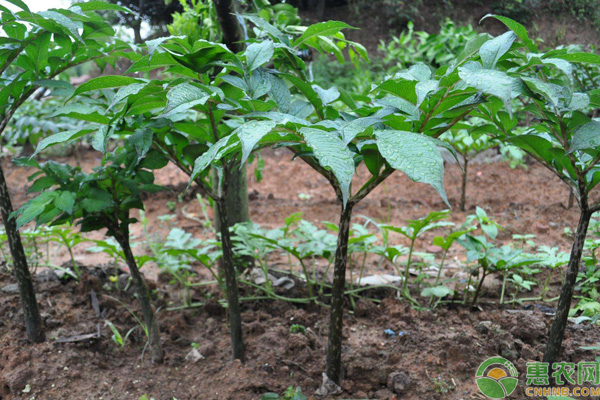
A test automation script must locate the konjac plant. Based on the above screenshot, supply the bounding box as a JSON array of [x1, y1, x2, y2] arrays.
[[15, 140, 166, 363], [0, 0, 129, 343], [462, 15, 600, 365], [178, 19, 510, 389], [35, 12, 364, 363]]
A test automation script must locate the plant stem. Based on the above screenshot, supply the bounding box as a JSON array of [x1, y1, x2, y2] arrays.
[[543, 210, 591, 365], [0, 161, 44, 343], [216, 196, 245, 361], [402, 239, 416, 295], [460, 157, 468, 211], [541, 268, 554, 300], [430, 249, 448, 307], [471, 262, 488, 307], [325, 204, 353, 385], [500, 270, 507, 305], [116, 231, 163, 363]]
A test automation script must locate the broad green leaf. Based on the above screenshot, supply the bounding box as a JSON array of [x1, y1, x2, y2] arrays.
[[458, 67, 522, 114], [293, 21, 353, 47], [81, 188, 114, 212], [521, 77, 563, 108], [55, 191, 76, 214], [107, 83, 147, 111], [546, 52, 600, 64], [74, 76, 144, 96], [6, 0, 31, 16], [16, 192, 56, 229], [312, 85, 340, 105], [190, 136, 237, 182], [245, 40, 274, 71], [421, 285, 454, 298], [71, 1, 131, 12], [38, 11, 83, 42], [32, 129, 95, 158], [146, 36, 184, 60], [300, 127, 355, 207], [415, 80, 439, 108], [480, 14, 537, 52], [127, 128, 153, 162], [570, 121, 600, 153], [375, 130, 449, 206], [452, 33, 492, 69], [160, 83, 209, 117], [479, 31, 516, 69], [235, 121, 277, 165], [267, 74, 291, 113]]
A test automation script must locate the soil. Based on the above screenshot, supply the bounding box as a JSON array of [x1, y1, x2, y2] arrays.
[[1, 149, 599, 400]]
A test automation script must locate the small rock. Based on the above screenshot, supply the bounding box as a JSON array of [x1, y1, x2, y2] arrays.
[[185, 348, 204, 363], [476, 321, 492, 335], [374, 388, 394, 399], [4, 366, 32, 393], [198, 343, 215, 357], [426, 245, 443, 254], [248, 189, 260, 201], [549, 222, 558, 228], [387, 372, 412, 395], [534, 223, 549, 232], [0, 284, 19, 294]]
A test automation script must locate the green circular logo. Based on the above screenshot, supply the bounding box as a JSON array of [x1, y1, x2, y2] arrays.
[[475, 357, 519, 399]]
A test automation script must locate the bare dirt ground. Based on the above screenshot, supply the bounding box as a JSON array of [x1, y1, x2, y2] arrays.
[[1, 149, 598, 400]]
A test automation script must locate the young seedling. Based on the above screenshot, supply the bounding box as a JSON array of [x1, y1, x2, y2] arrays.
[[0, 0, 129, 343], [440, 121, 498, 210], [382, 210, 453, 296], [14, 144, 166, 363], [465, 15, 600, 364]]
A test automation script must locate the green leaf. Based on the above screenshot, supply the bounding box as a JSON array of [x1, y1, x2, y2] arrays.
[[300, 127, 355, 207], [71, 1, 131, 12], [267, 74, 291, 113], [312, 85, 340, 105], [146, 36, 184, 60], [107, 83, 147, 111], [28, 176, 56, 193], [81, 188, 114, 212], [74, 76, 144, 96], [32, 129, 95, 158], [127, 128, 153, 162], [16, 192, 56, 229], [521, 77, 563, 108], [421, 285, 454, 298], [38, 11, 83, 42], [480, 14, 537, 52], [570, 121, 600, 153], [6, 0, 31, 16], [375, 130, 449, 206], [245, 40, 274, 71], [458, 67, 522, 114], [55, 191, 76, 214], [160, 82, 209, 117], [190, 136, 237, 182], [235, 121, 277, 165], [293, 21, 353, 47], [546, 52, 600, 64], [479, 31, 516, 69]]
